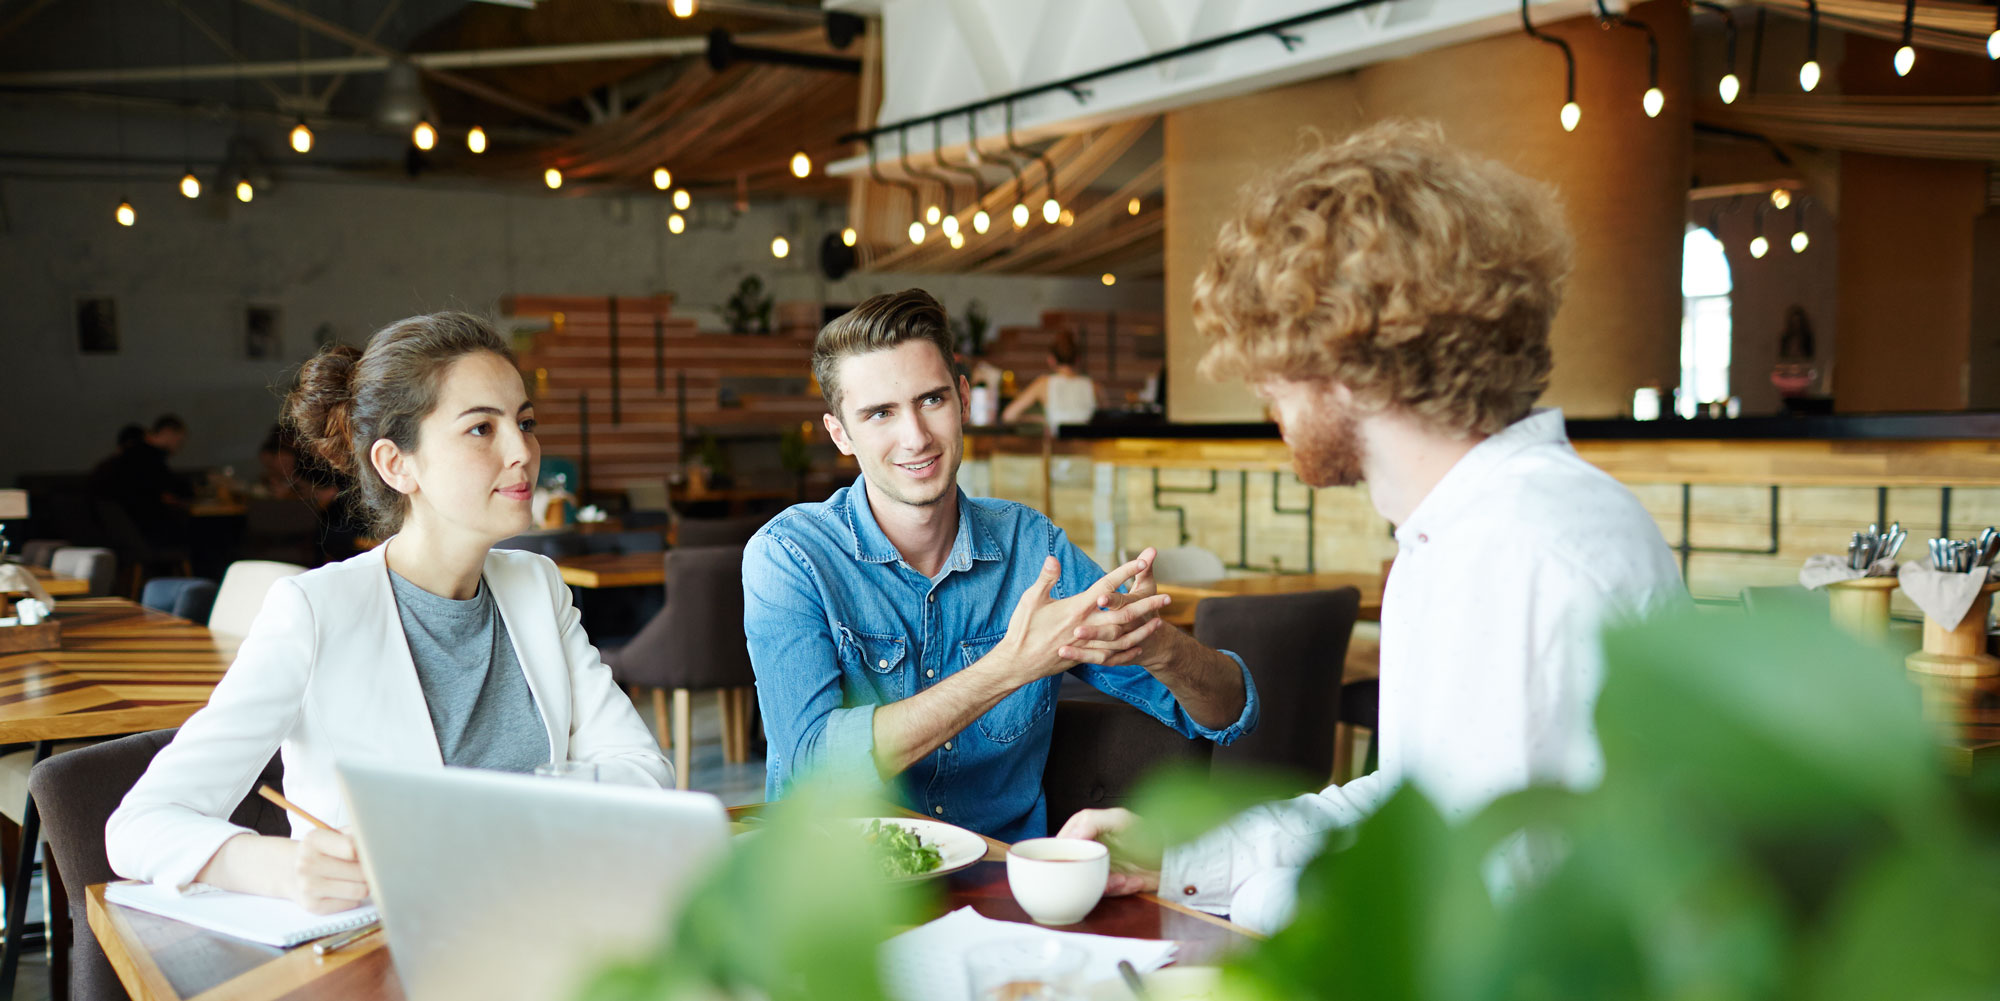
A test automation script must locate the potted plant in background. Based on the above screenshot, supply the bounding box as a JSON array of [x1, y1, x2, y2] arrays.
[[724, 276, 773, 335]]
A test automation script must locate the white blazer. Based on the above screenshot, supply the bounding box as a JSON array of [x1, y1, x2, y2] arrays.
[[107, 543, 671, 889]]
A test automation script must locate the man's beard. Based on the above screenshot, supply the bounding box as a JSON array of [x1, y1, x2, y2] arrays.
[[1286, 398, 1365, 488]]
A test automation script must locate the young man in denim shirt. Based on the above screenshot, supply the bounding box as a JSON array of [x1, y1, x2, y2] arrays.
[[743, 290, 1258, 842]]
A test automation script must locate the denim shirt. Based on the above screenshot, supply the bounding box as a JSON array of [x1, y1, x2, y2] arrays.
[[742, 481, 1258, 843]]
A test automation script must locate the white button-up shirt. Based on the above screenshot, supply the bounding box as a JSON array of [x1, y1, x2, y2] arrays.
[[1161, 409, 1688, 931]]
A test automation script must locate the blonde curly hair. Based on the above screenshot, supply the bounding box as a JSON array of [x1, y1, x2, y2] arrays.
[[1194, 121, 1574, 437]]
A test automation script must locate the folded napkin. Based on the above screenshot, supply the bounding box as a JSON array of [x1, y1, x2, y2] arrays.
[[880, 906, 1176, 1001], [1799, 554, 1898, 590], [0, 565, 53, 608], [1894, 560, 1996, 631]]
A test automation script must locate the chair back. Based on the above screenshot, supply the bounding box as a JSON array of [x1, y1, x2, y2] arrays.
[[28, 729, 285, 1001], [581, 530, 667, 555], [19, 539, 68, 568], [672, 515, 769, 549], [50, 546, 117, 597], [209, 560, 307, 640], [139, 576, 218, 622], [605, 546, 753, 690], [494, 532, 587, 559], [1193, 587, 1360, 779], [1149, 546, 1227, 586], [1042, 700, 1213, 837]]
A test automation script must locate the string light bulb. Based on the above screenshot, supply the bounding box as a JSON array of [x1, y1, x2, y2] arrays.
[[1894, 45, 1915, 76], [289, 119, 313, 154], [1643, 86, 1664, 118], [179, 172, 201, 199], [841, 227, 857, 247], [671, 0, 695, 16], [672, 188, 690, 211], [972, 209, 990, 235], [1750, 235, 1769, 258], [941, 215, 960, 238], [1012, 203, 1030, 228], [115, 199, 135, 226], [948, 231, 965, 249], [667, 213, 686, 234], [1058, 209, 1074, 227], [1042, 198, 1060, 224], [544, 167, 563, 189], [1894, 0, 1916, 76], [1561, 101, 1581, 132], [413, 121, 436, 151], [925, 204, 941, 226], [789, 151, 811, 179], [467, 126, 487, 154], [1719, 72, 1740, 104], [1522, 1, 1579, 134], [235, 178, 254, 203], [1101, 273, 1116, 287], [1800, 0, 1821, 90], [1770, 189, 1792, 210], [1800, 60, 1820, 91], [1127, 197, 1141, 215], [908, 221, 926, 244], [771, 236, 790, 259], [1791, 230, 1810, 253], [1990, 7, 1999, 60], [653, 167, 671, 190]]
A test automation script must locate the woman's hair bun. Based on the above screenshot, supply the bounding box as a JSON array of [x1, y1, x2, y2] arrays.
[[286, 344, 363, 478]]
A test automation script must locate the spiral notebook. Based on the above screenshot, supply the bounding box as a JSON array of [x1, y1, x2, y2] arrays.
[[104, 880, 378, 948]]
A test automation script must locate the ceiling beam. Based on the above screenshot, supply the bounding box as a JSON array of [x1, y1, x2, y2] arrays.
[[0, 36, 713, 86]]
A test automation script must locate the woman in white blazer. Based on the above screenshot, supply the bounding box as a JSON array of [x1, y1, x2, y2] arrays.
[[108, 312, 670, 912]]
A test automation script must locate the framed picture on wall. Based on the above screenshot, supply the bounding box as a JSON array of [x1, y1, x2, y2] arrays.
[[76, 297, 118, 354], [245, 304, 281, 360]]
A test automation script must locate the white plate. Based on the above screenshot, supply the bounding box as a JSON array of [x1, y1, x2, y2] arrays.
[[859, 817, 988, 880]]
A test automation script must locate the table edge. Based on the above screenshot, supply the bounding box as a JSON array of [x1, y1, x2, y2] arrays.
[[89, 884, 186, 1001]]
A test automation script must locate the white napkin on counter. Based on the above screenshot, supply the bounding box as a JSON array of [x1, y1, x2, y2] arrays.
[[880, 906, 1175, 1001], [1799, 554, 1898, 590], [1893, 560, 1996, 631], [0, 564, 54, 608]]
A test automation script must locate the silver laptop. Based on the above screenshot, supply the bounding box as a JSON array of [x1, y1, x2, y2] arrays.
[[338, 761, 728, 1001]]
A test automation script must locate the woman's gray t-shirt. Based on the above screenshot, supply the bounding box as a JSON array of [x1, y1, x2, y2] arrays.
[[388, 569, 547, 773]]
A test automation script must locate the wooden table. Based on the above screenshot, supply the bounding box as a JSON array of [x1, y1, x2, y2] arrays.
[[555, 552, 665, 589], [23, 565, 90, 598], [89, 806, 1255, 1001], [1159, 572, 1383, 629]]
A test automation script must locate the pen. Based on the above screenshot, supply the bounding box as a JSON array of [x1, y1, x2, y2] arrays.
[[311, 921, 381, 957]]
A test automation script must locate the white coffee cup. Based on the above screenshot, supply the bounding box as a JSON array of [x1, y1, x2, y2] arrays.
[[1006, 838, 1109, 926]]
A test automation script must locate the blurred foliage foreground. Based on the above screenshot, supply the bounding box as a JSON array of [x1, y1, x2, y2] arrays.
[[584, 608, 2000, 1001]]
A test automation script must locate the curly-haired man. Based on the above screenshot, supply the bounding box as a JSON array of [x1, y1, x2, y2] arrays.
[[1058, 121, 1688, 932]]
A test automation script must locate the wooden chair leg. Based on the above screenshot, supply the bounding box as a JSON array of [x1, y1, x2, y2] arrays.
[[733, 687, 755, 761], [650, 688, 671, 753], [0, 817, 18, 912], [672, 689, 693, 790], [719, 689, 744, 764], [45, 851, 69, 998]]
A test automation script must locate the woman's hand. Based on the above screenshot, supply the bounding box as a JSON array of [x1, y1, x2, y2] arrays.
[[197, 830, 371, 913]]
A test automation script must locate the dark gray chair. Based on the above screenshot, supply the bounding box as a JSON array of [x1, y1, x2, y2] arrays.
[[29, 730, 286, 1001], [1042, 699, 1214, 838], [671, 515, 770, 549], [50, 547, 117, 598], [580, 530, 667, 556], [494, 532, 587, 559], [1193, 587, 1361, 782], [18, 540, 69, 568], [601, 546, 757, 789], [139, 577, 218, 623]]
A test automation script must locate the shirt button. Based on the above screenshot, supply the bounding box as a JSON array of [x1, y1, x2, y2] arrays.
[[877, 659, 887, 669], [925, 669, 936, 678], [1417, 533, 1429, 543], [943, 741, 953, 751], [928, 593, 936, 603], [933, 805, 944, 815], [1182, 885, 1197, 897]]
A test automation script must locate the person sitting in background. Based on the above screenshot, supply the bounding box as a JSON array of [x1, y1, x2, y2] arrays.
[[1057, 121, 1687, 933], [1001, 330, 1099, 430], [254, 423, 311, 501], [89, 415, 193, 548], [109, 312, 669, 913]]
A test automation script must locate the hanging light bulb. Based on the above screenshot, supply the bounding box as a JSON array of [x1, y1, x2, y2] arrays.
[[1894, 45, 1915, 76], [411, 121, 435, 151], [771, 236, 790, 259], [1719, 73, 1740, 104], [924, 204, 941, 226], [908, 221, 926, 244], [941, 215, 960, 238], [1042, 198, 1060, 224], [948, 231, 965, 249], [653, 167, 672, 190], [1799, 60, 1821, 91], [179, 172, 201, 199], [1058, 209, 1075, 227], [1127, 197, 1141, 216], [1770, 189, 1791, 210], [671, 0, 695, 16], [1560, 101, 1581, 132], [789, 151, 811, 179], [115, 199, 135, 226], [467, 126, 488, 154], [672, 188, 691, 211], [667, 213, 686, 234], [1750, 235, 1769, 258], [841, 227, 858, 247], [289, 119, 313, 154], [1012, 202, 1030, 228], [972, 209, 990, 235], [1990, 19, 2000, 59], [544, 167, 563, 189], [1101, 273, 1116, 287], [1642, 87, 1664, 118], [1791, 230, 1810, 253], [1893, 0, 1917, 76], [235, 178, 254, 203]]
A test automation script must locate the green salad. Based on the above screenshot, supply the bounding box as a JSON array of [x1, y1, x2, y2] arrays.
[[863, 820, 943, 877]]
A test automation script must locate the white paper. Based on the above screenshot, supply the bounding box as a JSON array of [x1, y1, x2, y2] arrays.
[[880, 906, 1176, 1001], [105, 881, 377, 948]]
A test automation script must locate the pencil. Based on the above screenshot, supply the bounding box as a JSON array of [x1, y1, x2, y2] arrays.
[[257, 785, 336, 833]]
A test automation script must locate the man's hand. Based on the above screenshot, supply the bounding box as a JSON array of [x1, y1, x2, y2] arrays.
[[996, 555, 1169, 685], [1057, 807, 1161, 896], [285, 828, 370, 914], [1060, 547, 1174, 667]]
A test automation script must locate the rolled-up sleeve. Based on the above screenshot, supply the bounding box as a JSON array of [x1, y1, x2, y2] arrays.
[[743, 534, 882, 797]]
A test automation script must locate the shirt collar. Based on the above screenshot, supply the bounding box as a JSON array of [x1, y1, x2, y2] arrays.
[[844, 478, 1005, 571], [1395, 408, 1569, 545]]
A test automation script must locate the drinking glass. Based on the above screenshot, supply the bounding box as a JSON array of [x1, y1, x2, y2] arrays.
[[965, 937, 1086, 1001], [533, 760, 600, 782]]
